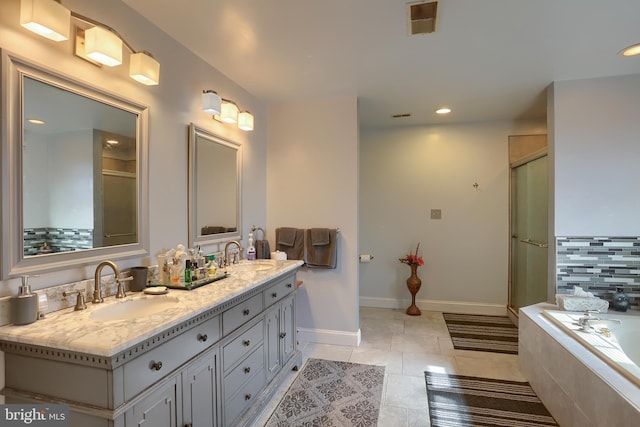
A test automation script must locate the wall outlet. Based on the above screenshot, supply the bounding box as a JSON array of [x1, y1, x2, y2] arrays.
[[430, 209, 442, 220]]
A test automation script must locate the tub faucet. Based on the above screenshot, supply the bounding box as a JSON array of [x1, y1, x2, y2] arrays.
[[93, 260, 120, 303], [224, 240, 242, 266], [577, 310, 600, 330]]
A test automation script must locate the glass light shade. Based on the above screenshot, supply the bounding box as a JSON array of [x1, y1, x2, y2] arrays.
[[20, 0, 70, 42], [621, 43, 640, 57], [84, 26, 122, 67], [202, 91, 221, 115], [129, 52, 160, 85], [238, 111, 254, 131], [220, 101, 239, 124]]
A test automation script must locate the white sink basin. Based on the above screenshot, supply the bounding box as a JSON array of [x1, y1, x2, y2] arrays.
[[229, 261, 276, 272], [89, 296, 180, 321]]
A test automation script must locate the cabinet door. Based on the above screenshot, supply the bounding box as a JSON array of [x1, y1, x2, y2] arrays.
[[182, 351, 218, 427], [280, 294, 296, 363], [125, 376, 179, 427], [264, 305, 281, 382]]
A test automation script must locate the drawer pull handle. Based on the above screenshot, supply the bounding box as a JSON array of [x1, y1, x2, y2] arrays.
[[243, 309, 250, 316], [280, 332, 287, 339], [245, 393, 252, 401], [244, 366, 251, 374], [243, 340, 251, 347], [197, 334, 208, 342], [287, 283, 293, 288], [272, 292, 278, 298], [151, 361, 163, 371]]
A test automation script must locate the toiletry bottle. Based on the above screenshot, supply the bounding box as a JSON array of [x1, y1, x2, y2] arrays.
[[207, 255, 217, 276], [197, 248, 206, 278], [185, 260, 192, 283], [170, 258, 181, 285], [247, 232, 256, 261], [11, 275, 39, 325]]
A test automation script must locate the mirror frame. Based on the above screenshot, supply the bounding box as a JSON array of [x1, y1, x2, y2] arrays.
[[1, 50, 150, 279], [188, 123, 242, 248]]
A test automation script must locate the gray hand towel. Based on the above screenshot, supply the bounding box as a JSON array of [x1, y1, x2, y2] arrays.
[[304, 228, 338, 268], [276, 228, 304, 260], [255, 239, 271, 259], [310, 228, 330, 245]]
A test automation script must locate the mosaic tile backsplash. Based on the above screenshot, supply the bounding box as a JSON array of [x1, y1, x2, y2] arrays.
[[24, 227, 93, 256], [556, 236, 639, 311]]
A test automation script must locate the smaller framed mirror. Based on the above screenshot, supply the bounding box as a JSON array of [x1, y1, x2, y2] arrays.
[[188, 123, 242, 247]]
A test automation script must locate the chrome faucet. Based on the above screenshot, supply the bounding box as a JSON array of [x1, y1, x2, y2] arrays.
[[93, 260, 121, 303], [224, 240, 242, 266]]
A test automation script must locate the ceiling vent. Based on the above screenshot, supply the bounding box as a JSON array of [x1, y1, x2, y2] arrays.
[[408, 1, 438, 35]]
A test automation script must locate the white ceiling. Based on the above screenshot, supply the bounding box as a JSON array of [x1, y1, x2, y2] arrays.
[[123, 0, 640, 128]]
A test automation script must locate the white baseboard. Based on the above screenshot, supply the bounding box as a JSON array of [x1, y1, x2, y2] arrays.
[[359, 296, 507, 316], [297, 327, 361, 347]]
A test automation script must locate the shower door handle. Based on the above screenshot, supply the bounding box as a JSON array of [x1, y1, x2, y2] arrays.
[[520, 238, 548, 248]]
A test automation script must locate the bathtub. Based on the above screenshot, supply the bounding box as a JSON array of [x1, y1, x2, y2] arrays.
[[519, 303, 640, 427], [543, 310, 640, 387]]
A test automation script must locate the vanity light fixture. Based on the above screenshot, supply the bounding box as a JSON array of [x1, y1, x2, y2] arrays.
[[202, 90, 254, 131], [20, 0, 70, 42], [620, 43, 640, 57], [202, 90, 222, 115], [435, 107, 452, 115], [238, 111, 254, 131], [19, 0, 160, 85]]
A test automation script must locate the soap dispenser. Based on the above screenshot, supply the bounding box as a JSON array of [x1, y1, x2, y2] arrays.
[[11, 275, 39, 325]]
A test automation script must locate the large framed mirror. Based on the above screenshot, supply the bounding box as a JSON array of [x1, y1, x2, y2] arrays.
[[1, 51, 149, 278], [188, 123, 242, 247]]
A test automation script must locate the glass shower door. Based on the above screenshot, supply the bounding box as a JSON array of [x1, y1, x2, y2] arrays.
[[510, 155, 548, 312]]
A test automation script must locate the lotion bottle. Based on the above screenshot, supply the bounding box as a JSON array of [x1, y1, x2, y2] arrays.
[[11, 275, 39, 325], [247, 232, 256, 260]]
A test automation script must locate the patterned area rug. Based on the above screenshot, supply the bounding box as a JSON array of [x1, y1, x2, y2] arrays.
[[265, 358, 385, 426], [443, 313, 518, 354], [425, 372, 559, 426]]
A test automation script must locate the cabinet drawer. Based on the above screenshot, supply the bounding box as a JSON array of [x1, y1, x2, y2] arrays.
[[224, 345, 264, 399], [123, 315, 220, 401], [224, 368, 266, 427], [222, 293, 263, 336], [263, 276, 295, 307], [223, 320, 263, 372]]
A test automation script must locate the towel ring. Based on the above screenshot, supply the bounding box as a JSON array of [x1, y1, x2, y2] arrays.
[[251, 225, 266, 239]]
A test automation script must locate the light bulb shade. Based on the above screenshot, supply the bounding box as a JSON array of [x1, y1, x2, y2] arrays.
[[20, 0, 70, 42], [129, 52, 160, 85], [220, 100, 239, 124], [202, 91, 221, 115], [84, 26, 122, 67], [238, 111, 254, 131]]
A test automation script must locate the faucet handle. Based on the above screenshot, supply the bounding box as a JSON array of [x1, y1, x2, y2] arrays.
[[63, 290, 87, 311], [115, 275, 132, 298]]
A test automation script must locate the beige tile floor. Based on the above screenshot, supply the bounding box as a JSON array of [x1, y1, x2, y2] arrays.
[[253, 307, 526, 426]]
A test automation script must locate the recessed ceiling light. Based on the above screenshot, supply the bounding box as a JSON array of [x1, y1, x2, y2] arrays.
[[27, 118, 46, 125], [620, 43, 640, 57], [435, 107, 451, 115]]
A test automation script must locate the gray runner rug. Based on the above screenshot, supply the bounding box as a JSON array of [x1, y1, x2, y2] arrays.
[[425, 371, 558, 426], [265, 358, 385, 426], [443, 313, 518, 354]]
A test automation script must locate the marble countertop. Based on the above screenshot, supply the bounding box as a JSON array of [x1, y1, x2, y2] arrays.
[[0, 260, 302, 357]]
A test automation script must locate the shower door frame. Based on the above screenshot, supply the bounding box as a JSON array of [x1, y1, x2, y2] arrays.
[[508, 148, 548, 322]]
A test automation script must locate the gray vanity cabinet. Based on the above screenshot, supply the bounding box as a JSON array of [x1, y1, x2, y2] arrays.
[[0, 269, 301, 427]]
